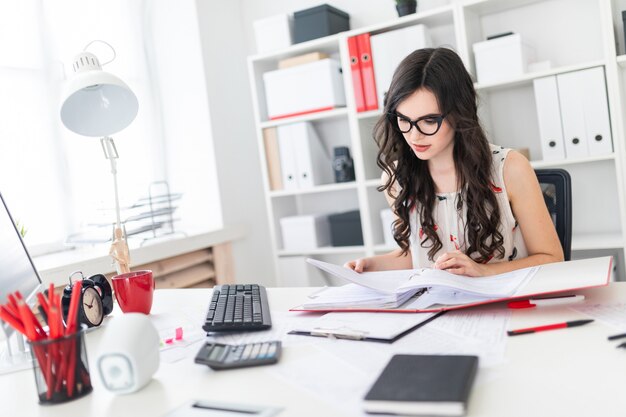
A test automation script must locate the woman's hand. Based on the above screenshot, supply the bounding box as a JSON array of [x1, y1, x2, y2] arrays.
[[433, 250, 487, 277], [344, 257, 372, 273], [344, 249, 413, 273]]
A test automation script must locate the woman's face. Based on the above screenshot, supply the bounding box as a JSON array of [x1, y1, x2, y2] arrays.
[[394, 88, 455, 163]]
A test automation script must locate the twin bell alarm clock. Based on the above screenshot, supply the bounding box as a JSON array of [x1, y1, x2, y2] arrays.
[[61, 271, 114, 327]]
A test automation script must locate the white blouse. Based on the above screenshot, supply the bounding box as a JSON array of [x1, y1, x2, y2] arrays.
[[409, 144, 528, 268]]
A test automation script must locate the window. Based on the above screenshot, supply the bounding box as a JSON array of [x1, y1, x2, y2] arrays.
[[0, 1, 222, 255]]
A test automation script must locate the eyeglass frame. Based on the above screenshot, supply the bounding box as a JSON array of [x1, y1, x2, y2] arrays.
[[387, 112, 447, 136]]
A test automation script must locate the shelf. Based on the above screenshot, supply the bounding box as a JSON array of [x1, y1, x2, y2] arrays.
[[462, 0, 549, 15], [249, 34, 341, 63], [572, 232, 624, 251], [259, 107, 348, 129], [277, 246, 366, 256], [269, 181, 357, 198], [357, 109, 383, 120], [474, 60, 606, 92], [530, 154, 615, 169], [346, 5, 454, 38], [617, 55, 626, 67]]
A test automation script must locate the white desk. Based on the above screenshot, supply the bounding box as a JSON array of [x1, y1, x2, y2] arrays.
[[2, 284, 626, 417]]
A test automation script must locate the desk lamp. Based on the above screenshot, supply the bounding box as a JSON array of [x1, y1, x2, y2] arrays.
[[60, 41, 138, 274]]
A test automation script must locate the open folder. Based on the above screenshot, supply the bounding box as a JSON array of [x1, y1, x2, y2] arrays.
[[290, 256, 612, 313]]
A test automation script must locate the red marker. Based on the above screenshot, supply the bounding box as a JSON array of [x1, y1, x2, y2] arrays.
[[507, 319, 594, 336]]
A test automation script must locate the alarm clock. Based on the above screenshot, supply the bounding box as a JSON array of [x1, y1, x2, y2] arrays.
[[62, 272, 114, 328]]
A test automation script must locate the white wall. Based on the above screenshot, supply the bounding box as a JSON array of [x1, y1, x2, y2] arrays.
[[146, 0, 223, 234], [195, 0, 275, 285]]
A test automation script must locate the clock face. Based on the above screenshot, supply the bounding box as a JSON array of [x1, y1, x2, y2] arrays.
[[82, 286, 104, 326]]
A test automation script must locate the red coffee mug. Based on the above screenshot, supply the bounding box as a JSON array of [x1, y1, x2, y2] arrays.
[[111, 270, 155, 314]]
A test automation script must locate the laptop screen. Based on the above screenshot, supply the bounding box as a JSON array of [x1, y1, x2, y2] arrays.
[[0, 193, 42, 336]]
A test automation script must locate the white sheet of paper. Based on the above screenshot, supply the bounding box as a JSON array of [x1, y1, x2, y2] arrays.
[[269, 345, 371, 417], [149, 308, 207, 363], [569, 302, 626, 329]]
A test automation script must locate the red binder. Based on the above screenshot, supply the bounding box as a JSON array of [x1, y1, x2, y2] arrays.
[[347, 36, 366, 113], [290, 256, 612, 313], [357, 33, 378, 111]]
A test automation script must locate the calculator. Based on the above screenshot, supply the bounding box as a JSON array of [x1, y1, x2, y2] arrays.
[[194, 341, 281, 370]]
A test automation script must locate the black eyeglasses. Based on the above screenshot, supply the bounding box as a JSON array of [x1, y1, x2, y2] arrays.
[[387, 112, 446, 136]]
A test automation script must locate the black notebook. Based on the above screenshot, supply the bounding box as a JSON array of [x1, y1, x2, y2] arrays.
[[363, 354, 478, 416]]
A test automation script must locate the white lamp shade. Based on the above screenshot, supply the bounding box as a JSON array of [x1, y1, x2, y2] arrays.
[[60, 56, 138, 137]]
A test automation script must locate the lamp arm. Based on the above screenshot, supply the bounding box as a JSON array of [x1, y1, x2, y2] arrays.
[[110, 158, 122, 228], [101, 137, 122, 229]]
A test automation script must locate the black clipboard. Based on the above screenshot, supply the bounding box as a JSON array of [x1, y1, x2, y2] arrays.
[[288, 311, 445, 344]]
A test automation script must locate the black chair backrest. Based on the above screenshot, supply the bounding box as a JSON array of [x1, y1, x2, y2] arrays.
[[534, 168, 572, 261]]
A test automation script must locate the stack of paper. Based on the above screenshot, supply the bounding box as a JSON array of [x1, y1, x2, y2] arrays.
[[297, 259, 538, 311], [303, 284, 418, 309]]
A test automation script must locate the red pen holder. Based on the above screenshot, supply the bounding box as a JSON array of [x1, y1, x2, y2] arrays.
[[28, 326, 92, 404]]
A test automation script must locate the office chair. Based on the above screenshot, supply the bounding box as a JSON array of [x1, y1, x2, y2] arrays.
[[535, 168, 572, 261]]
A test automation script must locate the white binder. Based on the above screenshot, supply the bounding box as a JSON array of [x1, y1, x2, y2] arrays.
[[277, 124, 300, 190], [579, 67, 613, 156], [277, 123, 332, 189], [533, 76, 566, 161], [557, 70, 589, 159], [370, 25, 431, 110], [292, 122, 332, 188]]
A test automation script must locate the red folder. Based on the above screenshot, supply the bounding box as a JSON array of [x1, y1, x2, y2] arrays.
[[290, 256, 612, 313], [347, 36, 366, 113], [357, 33, 378, 111]]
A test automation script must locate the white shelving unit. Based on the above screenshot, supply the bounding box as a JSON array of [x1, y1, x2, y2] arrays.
[[247, 0, 626, 285]]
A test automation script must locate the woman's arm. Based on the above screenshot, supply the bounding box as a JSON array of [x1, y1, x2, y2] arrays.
[[344, 169, 414, 272], [488, 150, 564, 273], [344, 248, 413, 272], [434, 151, 564, 276]]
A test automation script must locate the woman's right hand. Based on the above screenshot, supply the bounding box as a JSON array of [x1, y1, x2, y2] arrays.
[[343, 257, 371, 273]]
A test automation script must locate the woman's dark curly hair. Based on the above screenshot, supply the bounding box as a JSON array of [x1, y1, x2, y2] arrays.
[[374, 47, 504, 263]]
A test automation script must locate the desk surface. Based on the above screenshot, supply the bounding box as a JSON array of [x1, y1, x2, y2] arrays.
[[2, 284, 626, 417]]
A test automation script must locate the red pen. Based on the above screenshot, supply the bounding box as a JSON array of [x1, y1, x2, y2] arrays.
[[507, 294, 585, 309], [507, 319, 594, 336]]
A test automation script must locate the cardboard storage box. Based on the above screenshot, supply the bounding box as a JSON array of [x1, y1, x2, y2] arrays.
[[473, 33, 535, 84], [263, 58, 346, 120], [328, 210, 363, 247], [280, 214, 331, 251], [293, 4, 350, 44], [253, 14, 293, 53]]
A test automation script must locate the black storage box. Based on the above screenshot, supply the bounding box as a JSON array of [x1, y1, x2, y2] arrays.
[[293, 4, 350, 44], [328, 210, 363, 246]]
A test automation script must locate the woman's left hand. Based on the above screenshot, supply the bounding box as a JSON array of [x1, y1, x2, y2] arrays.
[[433, 250, 487, 277]]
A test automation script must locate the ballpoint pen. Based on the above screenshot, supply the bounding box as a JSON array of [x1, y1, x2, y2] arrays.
[[507, 319, 594, 336], [607, 332, 626, 341]]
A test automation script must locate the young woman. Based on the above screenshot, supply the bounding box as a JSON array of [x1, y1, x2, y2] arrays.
[[346, 48, 563, 276]]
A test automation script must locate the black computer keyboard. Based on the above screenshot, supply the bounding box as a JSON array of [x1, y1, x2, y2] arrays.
[[202, 284, 272, 332]]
